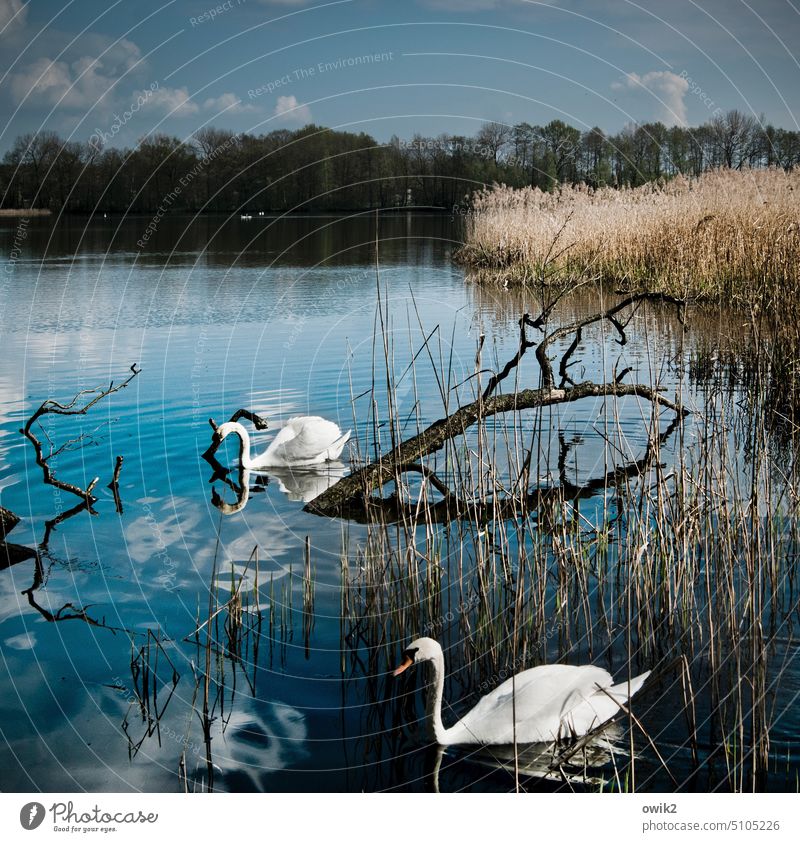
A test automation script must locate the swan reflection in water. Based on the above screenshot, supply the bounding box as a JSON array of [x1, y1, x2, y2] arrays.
[[423, 724, 626, 792], [181, 699, 309, 792], [207, 458, 347, 513]]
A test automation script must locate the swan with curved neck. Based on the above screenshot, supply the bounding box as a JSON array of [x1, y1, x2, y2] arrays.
[[214, 417, 350, 469], [393, 637, 650, 745]]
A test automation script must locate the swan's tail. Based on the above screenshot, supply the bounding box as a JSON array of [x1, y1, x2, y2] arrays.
[[325, 429, 351, 461], [557, 671, 650, 740], [601, 670, 651, 706]]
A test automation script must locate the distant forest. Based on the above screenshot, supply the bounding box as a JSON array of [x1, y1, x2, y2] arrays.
[[2, 110, 799, 214]]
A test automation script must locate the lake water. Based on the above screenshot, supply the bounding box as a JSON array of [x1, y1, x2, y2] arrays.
[[1, 213, 798, 793]]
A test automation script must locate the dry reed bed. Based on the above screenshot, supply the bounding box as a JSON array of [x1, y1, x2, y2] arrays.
[[458, 169, 800, 306]]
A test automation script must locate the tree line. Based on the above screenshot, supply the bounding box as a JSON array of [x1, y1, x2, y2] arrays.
[[2, 110, 799, 214]]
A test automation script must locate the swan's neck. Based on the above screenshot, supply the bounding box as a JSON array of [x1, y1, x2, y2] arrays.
[[424, 651, 449, 745], [218, 468, 250, 515], [231, 423, 255, 470]]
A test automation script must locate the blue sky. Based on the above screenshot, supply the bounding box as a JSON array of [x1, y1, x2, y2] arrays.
[[1, 0, 798, 151]]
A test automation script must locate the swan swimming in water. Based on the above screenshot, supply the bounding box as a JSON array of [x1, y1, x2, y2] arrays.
[[213, 418, 350, 469], [393, 637, 650, 746]]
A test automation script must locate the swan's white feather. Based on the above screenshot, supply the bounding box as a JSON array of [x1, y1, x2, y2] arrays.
[[253, 417, 350, 467], [445, 663, 619, 744]]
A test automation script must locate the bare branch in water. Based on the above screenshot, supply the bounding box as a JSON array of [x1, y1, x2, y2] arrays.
[[19, 364, 141, 504], [318, 415, 680, 525], [307, 294, 687, 518], [481, 314, 538, 399], [1, 504, 36, 571], [108, 455, 125, 514], [15, 500, 136, 633]]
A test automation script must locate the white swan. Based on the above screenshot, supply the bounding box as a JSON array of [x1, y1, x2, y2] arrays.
[[214, 418, 350, 469], [392, 637, 650, 746]]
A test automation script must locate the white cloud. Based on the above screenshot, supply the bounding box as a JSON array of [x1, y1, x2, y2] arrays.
[[273, 94, 312, 124], [0, 0, 27, 35], [141, 85, 200, 116], [10, 57, 72, 105], [9, 39, 142, 109], [612, 70, 689, 126], [141, 89, 259, 118], [416, 0, 504, 8], [203, 92, 258, 115]]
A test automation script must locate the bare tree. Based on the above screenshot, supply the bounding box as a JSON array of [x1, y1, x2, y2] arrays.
[[711, 110, 757, 169], [476, 121, 513, 165]]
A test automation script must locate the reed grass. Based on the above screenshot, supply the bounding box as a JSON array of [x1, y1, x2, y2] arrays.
[[457, 169, 800, 310], [336, 287, 800, 792]]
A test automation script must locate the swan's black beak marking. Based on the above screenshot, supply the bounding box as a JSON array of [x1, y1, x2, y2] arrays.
[[392, 647, 418, 677]]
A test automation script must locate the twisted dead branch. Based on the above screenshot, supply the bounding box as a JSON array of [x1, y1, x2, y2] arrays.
[[20, 363, 141, 505], [306, 293, 687, 517]]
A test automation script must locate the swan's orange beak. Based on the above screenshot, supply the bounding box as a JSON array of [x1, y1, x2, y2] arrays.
[[392, 655, 414, 677]]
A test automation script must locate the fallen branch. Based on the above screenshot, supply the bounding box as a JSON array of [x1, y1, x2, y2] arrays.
[[311, 414, 679, 524], [306, 293, 687, 517], [536, 292, 685, 389], [20, 364, 141, 504], [307, 380, 685, 517]]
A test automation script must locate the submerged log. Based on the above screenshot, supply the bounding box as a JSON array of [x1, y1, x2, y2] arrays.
[[0, 506, 37, 569], [0, 541, 37, 570], [0, 505, 20, 538]]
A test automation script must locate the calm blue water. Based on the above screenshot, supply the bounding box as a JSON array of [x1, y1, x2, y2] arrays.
[[0, 213, 797, 793]]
